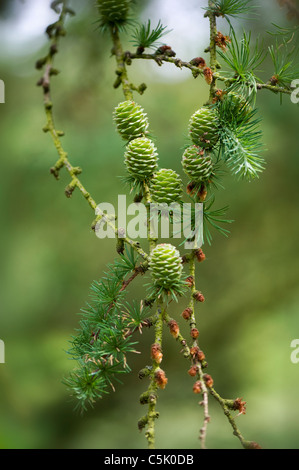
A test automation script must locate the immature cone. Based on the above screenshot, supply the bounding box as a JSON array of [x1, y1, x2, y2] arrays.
[[182, 145, 214, 184], [224, 92, 252, 122], [125, 137, 158, 180], [97, 0, 130, 28], [189, 107, 219, 149], [151, 169, 182, 204], [227, 92, 251, 111], [149, 244, 183, 289], [113, 100, 149, 142]]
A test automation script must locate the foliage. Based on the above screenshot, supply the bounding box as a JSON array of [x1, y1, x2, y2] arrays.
[[203, 196, 233, 245], [217, 29, 266, 98], [268, 24, 299, 88], [64, 247, 149, 411], [130, 20, 170, 51], [215, 97, 265, 180], [204, 0, 256, 20]]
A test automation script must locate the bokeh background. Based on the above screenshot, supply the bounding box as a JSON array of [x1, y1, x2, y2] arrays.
[[0, 0, 299, 449]]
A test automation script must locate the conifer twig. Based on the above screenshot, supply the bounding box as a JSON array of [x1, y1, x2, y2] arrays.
[[188, 256, 210, 449], [110, 26, 134, 100], [127, 52, 205, 79], [128, 51, 293, 95], [37, 4, 149, 261]]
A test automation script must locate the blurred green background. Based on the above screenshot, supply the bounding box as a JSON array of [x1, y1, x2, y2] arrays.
[[0, 0, 299, 449]]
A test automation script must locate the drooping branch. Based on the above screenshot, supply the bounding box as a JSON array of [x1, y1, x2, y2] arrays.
[[37, 4, 149, 262], [187, 256, 210, 449]]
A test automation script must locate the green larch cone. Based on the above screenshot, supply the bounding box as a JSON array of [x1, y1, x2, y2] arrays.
[[97, 0, 130, 29], [182, 145, 214, 183], [189, 107, 219, 149], [224, 92, 252, 123], [226, 92, 251, 113], [150, 169, 182, 204], [149, 244, 183, 289], [125, 137, 158, 180], [113, 100, 149, 142]]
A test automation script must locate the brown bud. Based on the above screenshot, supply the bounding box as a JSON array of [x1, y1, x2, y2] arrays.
[[190, 346, 199, 358], [193, 291, 205, 303], [233, 397, 247, 415], [151, 343, 163, 364], [155, 45, 176, 57], [194, 249, 206, 263], [203, 67, 213, 85], [168, 320, 180, 339], [188, 365, 198, 377], [191, 328, 199, 339], [215, 31, 231, 51], [193, 381, 202, 394], [244, 441, 262, 450], [186, 181, 197, 196], [155, 369, 168, 389], [212, 88, 225, 103], [190, 57, 206, 69], [203, 373, 214, 388], [182, 307, 193, 320], [186, 275, 194, 287], [197, 349, 206, 362], [197, 184, 208, 202], [269, 75, 279, 86], [137, 45, 145, 54]]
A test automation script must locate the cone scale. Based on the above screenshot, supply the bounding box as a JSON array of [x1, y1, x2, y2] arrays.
[[182, 145, 213, 183], [189, 107, 219, 149], [125, 137, 158, 181], [97, 0, 130, 28], [114, 100, 149, 142], [149, 244, 183, 289], [150, 169, 182, 204]]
